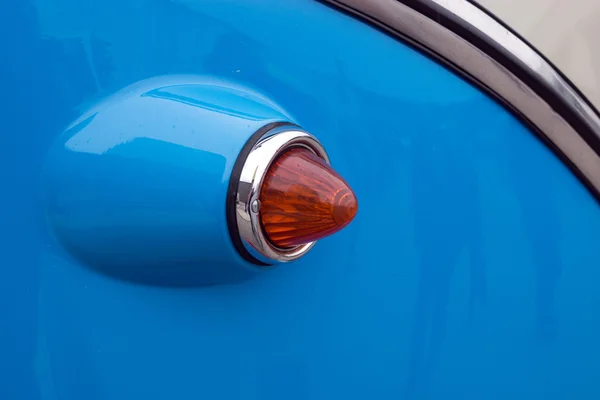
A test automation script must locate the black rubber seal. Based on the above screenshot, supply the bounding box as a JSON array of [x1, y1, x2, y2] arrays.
[[225, 121, 297, 266]]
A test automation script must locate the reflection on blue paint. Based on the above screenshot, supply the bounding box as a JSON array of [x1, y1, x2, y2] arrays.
[[141, 85, 281, 121], [2, 0, 600, 399], [405, 98, 486, 399]]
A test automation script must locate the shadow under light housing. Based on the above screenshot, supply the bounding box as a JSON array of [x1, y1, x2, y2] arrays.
[[230, 125, 358, 265]]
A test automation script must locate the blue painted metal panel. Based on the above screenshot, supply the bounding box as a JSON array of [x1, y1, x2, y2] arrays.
[[1, 0, 600, 399], [41, 76, 291, 286]]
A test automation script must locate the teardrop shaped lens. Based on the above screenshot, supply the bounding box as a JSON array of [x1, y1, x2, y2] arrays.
[[259, 147, 358, 248]]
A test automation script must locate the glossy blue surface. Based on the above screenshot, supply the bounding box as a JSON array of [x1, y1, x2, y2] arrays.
[[42, 76, 291, 285], [2, 0, 600, 399]]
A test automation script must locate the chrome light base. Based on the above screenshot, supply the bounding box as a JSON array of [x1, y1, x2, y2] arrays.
[[233, 125, 330, 265]]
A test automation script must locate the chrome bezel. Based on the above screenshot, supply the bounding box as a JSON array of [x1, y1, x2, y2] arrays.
[[235, 127, 330, 264]]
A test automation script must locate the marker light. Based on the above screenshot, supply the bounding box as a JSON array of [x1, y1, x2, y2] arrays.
[[259, 147, 358, 248], [232, 127, 358, 265]]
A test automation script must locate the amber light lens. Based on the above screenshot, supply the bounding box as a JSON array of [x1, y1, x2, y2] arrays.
[[259, 147, 358, 248]]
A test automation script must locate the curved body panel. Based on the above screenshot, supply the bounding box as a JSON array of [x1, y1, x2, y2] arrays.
[[321, 0, 600, 202], [2, 0, 600, 399], [42, 77, 292, 286]]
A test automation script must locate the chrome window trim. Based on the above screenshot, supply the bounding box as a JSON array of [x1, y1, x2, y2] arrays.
[[319, 0, 600, 202]]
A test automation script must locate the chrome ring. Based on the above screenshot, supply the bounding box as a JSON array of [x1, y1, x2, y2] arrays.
[[235, 127, 330, 264]]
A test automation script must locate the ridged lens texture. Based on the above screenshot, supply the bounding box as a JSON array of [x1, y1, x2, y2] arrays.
[[259, 147, 358, 248]]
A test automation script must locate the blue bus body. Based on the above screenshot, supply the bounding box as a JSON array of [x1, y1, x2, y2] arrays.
[[2, 0, 600, 398]]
